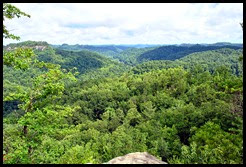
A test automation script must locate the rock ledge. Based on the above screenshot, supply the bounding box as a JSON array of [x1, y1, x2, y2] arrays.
[[105, 152, 168, 164]]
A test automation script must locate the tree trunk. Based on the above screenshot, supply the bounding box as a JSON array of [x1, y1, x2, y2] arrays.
[[23, 125, 28, 136], [28, 146, 32, 154], [23, 95, 33, 156]]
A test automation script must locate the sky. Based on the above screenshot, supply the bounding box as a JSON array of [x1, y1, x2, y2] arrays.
[[3, 3, 243, 45]]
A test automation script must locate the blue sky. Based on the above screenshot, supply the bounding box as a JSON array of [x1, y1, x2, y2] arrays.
[[3, 3, 243, 45]]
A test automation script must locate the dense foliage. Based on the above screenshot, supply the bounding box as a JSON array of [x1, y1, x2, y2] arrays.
[[4, 50, 243, 163], [3, 4, 243, 164], [132, 48, 243, 76]]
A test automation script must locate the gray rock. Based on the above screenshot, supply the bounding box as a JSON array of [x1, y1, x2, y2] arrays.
[[106, 152, 168, 164]]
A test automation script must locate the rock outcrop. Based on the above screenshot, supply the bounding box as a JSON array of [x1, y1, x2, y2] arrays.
[[105, 152, 167, 164], [5, 45, 47, 51]]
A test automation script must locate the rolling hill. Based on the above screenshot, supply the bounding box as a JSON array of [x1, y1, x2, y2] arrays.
[[131, 48, 243, 75], [136, 44, 242, 63]]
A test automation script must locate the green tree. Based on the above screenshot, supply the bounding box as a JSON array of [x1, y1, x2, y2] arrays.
[[3, 4, 78, 163], [3, 3, 36, 70], [3, 3, 30, 40], [239, 22, 243, 61]]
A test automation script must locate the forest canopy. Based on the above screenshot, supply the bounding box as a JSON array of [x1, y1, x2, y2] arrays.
[[3, 3, 243, 164]]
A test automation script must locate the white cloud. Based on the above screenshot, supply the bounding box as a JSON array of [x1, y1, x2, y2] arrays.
[[3, 3, 243, 45]]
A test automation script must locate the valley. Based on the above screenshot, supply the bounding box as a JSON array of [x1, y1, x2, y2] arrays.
[[3, 40, 243, 164], [3, 3, 243, 164]]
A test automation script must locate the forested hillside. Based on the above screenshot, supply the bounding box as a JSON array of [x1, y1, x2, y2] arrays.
[[4, 63, 243, 164], [53, 43, 130, 52], [132, 48, 243, 75], [3, 41, 243, 164], [3, 41, 130, 116], [137, 44, 242, 63], [52, 43, 131, 60], [3, 3, 243, 165]]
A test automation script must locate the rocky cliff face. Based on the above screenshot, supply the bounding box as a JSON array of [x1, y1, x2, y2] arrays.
[[105, 152, 168, 164], [5, 45, 47, 51]]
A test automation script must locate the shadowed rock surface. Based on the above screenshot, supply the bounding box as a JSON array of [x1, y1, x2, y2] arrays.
[[105, 152, 168, 164]]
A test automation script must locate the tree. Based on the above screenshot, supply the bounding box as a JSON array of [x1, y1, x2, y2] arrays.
[[239, 22, 243, 62], [3, 3, 30, 40], [3, 4, 78, 163], [3, 3, 35, 70]]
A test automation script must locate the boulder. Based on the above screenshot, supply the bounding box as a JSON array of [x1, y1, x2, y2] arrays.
[[106, 152, 168, 164]]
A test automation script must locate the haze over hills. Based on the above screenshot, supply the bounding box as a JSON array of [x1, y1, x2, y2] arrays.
[[4, 40, 242, 65], [49, 42, 242, 50], [177, 42, 243, 47], [5, 41, 242, 47]]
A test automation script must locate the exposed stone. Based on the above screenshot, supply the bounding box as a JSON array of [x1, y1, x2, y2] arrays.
[[105, 152, 168, 164], [5, 45, 47, 51]]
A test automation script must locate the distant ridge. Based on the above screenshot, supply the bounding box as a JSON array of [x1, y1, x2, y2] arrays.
[[137, 44, 242, 62]]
